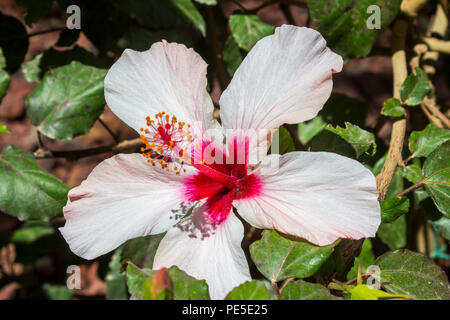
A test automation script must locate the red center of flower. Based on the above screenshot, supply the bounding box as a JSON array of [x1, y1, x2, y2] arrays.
[[183, 137, 262, 223], [140, 114, 262, 223]]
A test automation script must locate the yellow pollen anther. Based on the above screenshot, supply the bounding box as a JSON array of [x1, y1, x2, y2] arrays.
[[139, 111, 195, 175]]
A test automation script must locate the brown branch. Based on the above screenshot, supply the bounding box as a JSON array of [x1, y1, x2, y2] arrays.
[[375, 2, 433, 199], [377, 1, 435, 198], [249, 0, 276, 13], [282, 0, 307, 9], [344, 274, 371, 286], [440, 0, 449, 21], [413, 4, 450, 129], [203, 6, 231, 91], [37, 131, 45, 148], [97, 117, 119, 143], [409, 43, 427, 70], [420, 103, 443, 128], [396, 180, 426, 197], [280, 4, 297, 25], [376, 18, 409, 201], [423, 99, 450, 128], [440, 0, 449, 14], [34, 138, 143, 160], [247, 0, 306, 14], [423, 3, 448, 75], [231, 0, 248, 12], [279, 277, 294, 292], [400, 0, 429, 17], [271, 281, 280, 299], [27, 28, 65, 38], [423, 37, 450, 54]]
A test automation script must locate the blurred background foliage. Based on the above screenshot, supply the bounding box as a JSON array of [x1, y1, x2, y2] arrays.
[[0, 0, 449, 300]]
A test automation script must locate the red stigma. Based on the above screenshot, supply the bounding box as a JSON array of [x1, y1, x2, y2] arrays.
[[183, 137, 262, 223]]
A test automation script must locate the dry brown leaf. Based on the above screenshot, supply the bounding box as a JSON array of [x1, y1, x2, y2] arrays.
[[0, 282, 21, 300], [74, 262, 106, 297]]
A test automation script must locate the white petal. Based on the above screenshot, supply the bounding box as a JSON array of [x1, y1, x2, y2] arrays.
[[104, 41, 217, 136], [60, 153, 195, 260], [235, 152, 380, 246], [220, 25, 342, 133], [153, 209, 251, 299]]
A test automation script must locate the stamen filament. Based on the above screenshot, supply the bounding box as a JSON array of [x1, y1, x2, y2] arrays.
[[139, 112, 194, 175]]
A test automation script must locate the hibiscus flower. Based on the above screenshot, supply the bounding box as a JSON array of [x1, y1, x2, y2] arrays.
[[60, 25, 380, 299]]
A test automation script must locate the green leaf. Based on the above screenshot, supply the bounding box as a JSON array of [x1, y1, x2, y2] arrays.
[[0, 124, 10, 134], [326, 122, 376, 157], [375, 249, 450, 299], [399, 163, 423, 184], [0, 48, 10, 101], [433, 216, 450, 241], [301, 94, 367, 145], [422, 142, 450, 217], [229, 14, 274, 51], [310, 130, 356, 159], [321, 239, 366, 280], [126, 263, 210, 300], [381, 98, 405, 117], [377, 216, 407, 250], [308, 0, 401, 60], [249, 230, 335, 282], [223, 36, 243, 76], [225, 280, 270, 300], [106, 248, 128, 300], [21, 53, 42, 83], [16, 0, 54, 26], [346, 239, 375, 281], [0, 47, 6, 69], [125, 263, 155, 300], [371, 152, 387, 176], [272, 126, 295, 155], [386, 167, 404, 197], [194, 0, 216, 4], [0, 146, 69, 221], [168, 266, 210, 300], [297, 116, 327, 145], [345, 284, 408, 300], [11, 221, 54, 243], [280, 280, 340, 300], [26, 61, 107, 140], [0, 12, 29, 73], [300, 94, 369, 147], [120, 234, 165, 269], [172, 0, 206, 37], [381, 197, 410, 223], [42, 283, 74, 300], [413, 187, 429, 206], [400, 68, 431, 106], [408, 124, 450, 159]]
